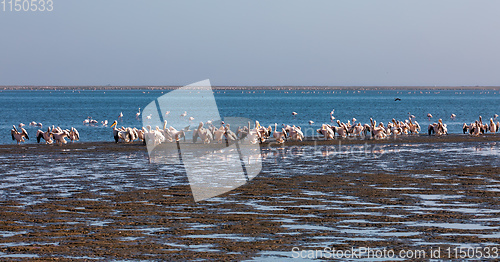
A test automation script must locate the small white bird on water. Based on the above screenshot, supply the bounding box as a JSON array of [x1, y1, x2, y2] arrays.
[[292, 112, 298, 116], [136, 108, 141, 118], [180, 111, 187, 117], [118, 112, 123, 119], [451, 114, 456, 120], [427, 113, 433, 121], [309, 120, 314, 125]]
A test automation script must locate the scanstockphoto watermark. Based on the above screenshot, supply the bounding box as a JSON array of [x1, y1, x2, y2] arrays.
[[291, 246, 500, 260], [265, 141, 386, 159], [142, 79, 262, 202], [292, 246, 440, 260]]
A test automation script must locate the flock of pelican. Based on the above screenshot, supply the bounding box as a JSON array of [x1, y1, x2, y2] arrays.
[[9, 110, 499, 145], [11, 125, 79, 145], [463, 116, 499, 136]]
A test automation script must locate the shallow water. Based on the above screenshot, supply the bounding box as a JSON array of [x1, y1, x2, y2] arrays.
[[0, 141, 499, 260], [1, 89, 499, 145]]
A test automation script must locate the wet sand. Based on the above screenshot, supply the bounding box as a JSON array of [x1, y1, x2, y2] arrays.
[[0, 135, 499, 261]]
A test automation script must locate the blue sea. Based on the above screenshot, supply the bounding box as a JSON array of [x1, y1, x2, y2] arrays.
[[1, 89, 499, 144]]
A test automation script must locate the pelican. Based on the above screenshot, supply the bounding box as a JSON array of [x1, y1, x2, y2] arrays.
[[102, 120, 108, 126], [309, 120, 314, 125], [180, 111, 187, 117], [118, 112, 123, 119], [225, 124, 238, 142], [36, 122, 42, 128], [189, 117, 195, 121], [317, 124, 334, 140], [18, 123, 25, 128], [427, 113, 433, 121], [69, 127, 80, 142], [213, 125, 226, 143], [11, 125, 29, 144], [36, 128, 53, 144], [136, 108, 141, 118], [111, 121, 134, 143], [273, 123, 286, 143], [489, 119, 497, 133], [29, 121, 37, 126], [165, 111, 170, 116], [451, 114, 456, 120], [494, 114, 499, 121], [51, 129, 70, 145], [146, 114, 152, 120], [292, 112, 298, 116]]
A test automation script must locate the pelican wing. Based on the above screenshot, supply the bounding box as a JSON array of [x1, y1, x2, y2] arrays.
[[21, 128, 29, 140]]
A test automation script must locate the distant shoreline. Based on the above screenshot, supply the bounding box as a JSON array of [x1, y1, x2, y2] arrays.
[[1, 85, 500, 91]]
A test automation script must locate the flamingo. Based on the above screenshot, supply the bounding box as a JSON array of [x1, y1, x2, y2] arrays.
[[189, 117, 195, 121], [451, 114, 456, 120], [118, 112, 123, 119], [309, 120, 314, 125], [165, 111, 170, 117], [427, 113, 433, 121]]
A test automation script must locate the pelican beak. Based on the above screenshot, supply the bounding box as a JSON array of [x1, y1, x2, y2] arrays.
[[110, 122, 117, 128]]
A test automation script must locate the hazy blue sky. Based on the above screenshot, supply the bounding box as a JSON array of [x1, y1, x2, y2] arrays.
[[1, 0, 499, 86]]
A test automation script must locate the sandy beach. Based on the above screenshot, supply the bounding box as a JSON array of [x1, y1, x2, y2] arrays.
[[0, 135, 499, 260]]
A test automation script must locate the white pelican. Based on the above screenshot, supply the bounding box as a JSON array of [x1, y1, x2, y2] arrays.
[[309, 120, 314, 125], [213, 125, 226, 143], [11, 125, 29, 144], [69, 127, 80, 142], [489, 119, 497, 133], [317, 124, 334, 140], [110, 121, 134, 143], [427, 113, 433, 121], [146, 114, 152, 120], [494, 114, 498, 121], [29, 121, 37, 126], [136, 108, 141, 118], [51, 129, 70, 145], [36, 122, 42, 128], [225, 124, 238, 142], [165, 111, 170, 117], [102, 120, 108, 126], [180, 111, 187, 117], [189, 117, 195, 121], [292, 112, 298, 116], [18, 123, 25, 128], [451, 114, 456, 120], [273, 123, 286, 143], [168, 126, 190, 142], [428, 119, 447, 136], [36, 128, 53, 144]]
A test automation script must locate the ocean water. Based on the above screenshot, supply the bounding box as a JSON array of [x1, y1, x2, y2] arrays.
[[0, 89, 499, 145]]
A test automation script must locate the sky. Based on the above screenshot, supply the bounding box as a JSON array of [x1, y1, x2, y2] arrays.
[[1, 0, 499, 86]]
